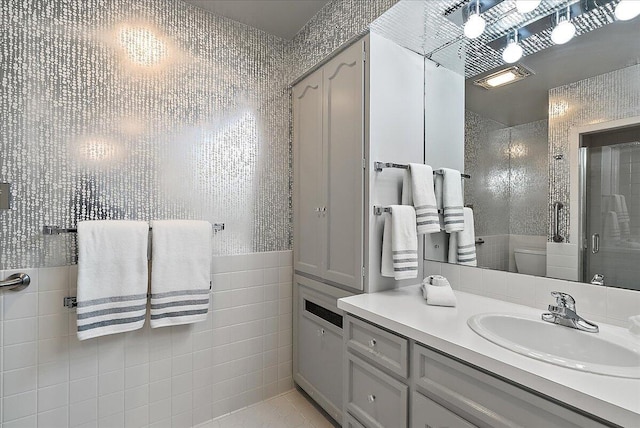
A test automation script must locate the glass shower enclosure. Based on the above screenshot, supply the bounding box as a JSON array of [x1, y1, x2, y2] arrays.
[[581, 125, 640, 291]]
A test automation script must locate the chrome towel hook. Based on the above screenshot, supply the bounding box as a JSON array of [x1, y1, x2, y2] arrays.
[[0, 273, 30, 291]]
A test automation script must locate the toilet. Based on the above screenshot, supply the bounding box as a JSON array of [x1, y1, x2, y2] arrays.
[[514, 248, 547, 276]]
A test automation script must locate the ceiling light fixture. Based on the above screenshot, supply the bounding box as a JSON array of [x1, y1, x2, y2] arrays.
[[473, 65, 533, 89], [515, 0, 541, 14], [464, 0, 486, 39], [502, 30, 523, 63], [615, 0, 640, 21], [551, 7, 576, 45]]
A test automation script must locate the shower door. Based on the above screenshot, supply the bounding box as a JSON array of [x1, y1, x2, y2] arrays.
[[582, 134, 640, 291]]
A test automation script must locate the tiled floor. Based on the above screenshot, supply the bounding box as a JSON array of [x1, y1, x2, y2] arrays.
[[197, 388, 338, 428]]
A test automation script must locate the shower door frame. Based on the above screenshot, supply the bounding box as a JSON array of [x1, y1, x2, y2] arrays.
[[570, 115, 640, 285]]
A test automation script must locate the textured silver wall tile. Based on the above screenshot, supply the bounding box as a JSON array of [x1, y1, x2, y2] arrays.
[[548, 64, 640, 242], [0, 0, 398, 269]]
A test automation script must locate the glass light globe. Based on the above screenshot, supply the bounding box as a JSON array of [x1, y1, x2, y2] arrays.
[[615, 0, 640, 21], [516, 0, 541, 14], [502, 41, 523, 63], [464, 13, 486, 39], [551, 19, 576, 44]]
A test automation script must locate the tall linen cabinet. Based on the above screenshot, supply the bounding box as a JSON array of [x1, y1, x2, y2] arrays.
[[292, 33, 425, 423]]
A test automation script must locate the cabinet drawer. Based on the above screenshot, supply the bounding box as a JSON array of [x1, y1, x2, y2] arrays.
[[412, 391, 476, 428], [346, 315, 408, 378], [346, 353, 408, 428], [413, 344, 609, 428]]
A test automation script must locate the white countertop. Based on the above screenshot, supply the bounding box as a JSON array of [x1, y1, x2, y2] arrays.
[[337, 285, 640, 427]]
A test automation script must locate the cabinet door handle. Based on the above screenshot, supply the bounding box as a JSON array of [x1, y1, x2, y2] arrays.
[[368, 394, 376, 403], [369, 339, 376, 347]]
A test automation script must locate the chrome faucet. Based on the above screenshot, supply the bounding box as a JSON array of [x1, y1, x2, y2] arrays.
[[591, 273, 605, 286], [541, 292, 599, 333]]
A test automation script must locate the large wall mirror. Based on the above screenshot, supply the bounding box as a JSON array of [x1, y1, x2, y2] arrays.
[[371, 0, 640, 291]]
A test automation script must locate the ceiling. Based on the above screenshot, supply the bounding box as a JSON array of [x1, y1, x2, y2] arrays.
[[466, 18, 640, 126], [182, 0, 330, 40]]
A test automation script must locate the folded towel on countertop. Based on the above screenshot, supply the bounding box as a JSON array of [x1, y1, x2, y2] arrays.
[[381, 205, 419, 280], [150, 220, 212, 328], [421, 275, 456, 307], [401, 163, 440, 235], [76, 220, 149, 341]]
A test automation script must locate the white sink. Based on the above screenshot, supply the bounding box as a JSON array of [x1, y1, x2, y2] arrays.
[[468, 313, 640, 378]]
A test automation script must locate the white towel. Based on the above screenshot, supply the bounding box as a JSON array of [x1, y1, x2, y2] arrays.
[[421, 275, 456, 307], [150, 220, 212, 328], [401, 164, 440, 235], [614, 195, 631, 238], [448, 207, 477, 266], [604, 211, 621, 241], [381, 206, 419, 280], [76, 221, 149, 341], [437, 168, 465, 233]]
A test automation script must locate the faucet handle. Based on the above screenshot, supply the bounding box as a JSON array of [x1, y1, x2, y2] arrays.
[[550, 291, 576, 310]]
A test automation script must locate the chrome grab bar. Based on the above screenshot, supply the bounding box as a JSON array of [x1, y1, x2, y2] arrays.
[[552, 201, 564, 242], [0, 273, 30, 291]]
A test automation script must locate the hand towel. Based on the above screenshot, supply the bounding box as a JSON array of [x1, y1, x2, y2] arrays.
[[448, 207, 477, 266], [401, 164, 440, 235], [150, 220, 212, 328], [421, 275, 456, 307], [615, 195, 631, 238], [381, 206, 419, 280], [438, 168, 465, 233], [604, 211, 620, 241], [76, 220, 149, 341]]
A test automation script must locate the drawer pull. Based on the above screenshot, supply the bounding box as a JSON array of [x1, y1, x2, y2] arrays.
[[368, 394, 376, 403], [317, 328, 325, 337], [369, 338, 376, 347]]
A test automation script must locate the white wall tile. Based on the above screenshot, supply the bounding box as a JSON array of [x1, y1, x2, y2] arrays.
[[4, 366, 37, 395], [3, 390, 37, 422], [3, 317, 37, 345], [38, 407, 68, 428], [3, 342, 37, 371], [124, 404, 148, 428], [38, 382, 68, 413]]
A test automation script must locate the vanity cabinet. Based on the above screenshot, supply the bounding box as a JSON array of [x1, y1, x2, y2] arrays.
[[293, 38, 365, 292], [343, 314, 612, 428]]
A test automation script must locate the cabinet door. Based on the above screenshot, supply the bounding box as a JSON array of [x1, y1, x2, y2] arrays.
[[322, 40, 365, 291], [412, 391, 477, 428], [293, 69, 324, 277]]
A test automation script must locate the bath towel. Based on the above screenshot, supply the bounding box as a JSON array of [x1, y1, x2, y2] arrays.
[[381, 206, 419, 280], [421, 275, 456, 307], [150, 220, 212, 328], [401, 164, 440, 234], [437, 168, 465, 233], [448, 207, 477, 266], [76, 220, 149, 341], [614, 195, 631, 238]]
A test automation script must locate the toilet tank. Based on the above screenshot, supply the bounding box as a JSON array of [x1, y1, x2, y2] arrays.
[[514, 248, 547, 276]]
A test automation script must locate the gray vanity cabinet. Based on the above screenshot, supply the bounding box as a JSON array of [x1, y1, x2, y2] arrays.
[[343, 314, 612, 428], [293, 38, 365, 292]]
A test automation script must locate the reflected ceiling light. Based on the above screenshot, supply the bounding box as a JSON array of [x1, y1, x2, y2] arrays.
[[473, 65, 533, 89], [515, 0, 541, 14], [464, 0, 486, 39], [551, 7, 576, 45], [615, 0, 640, 21], [502, 30, 523, 63], [118, 25, 168, 66]]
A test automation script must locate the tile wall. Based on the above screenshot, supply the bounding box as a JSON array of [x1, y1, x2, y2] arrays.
[[0, 251, 293, 428], [425, 259, 640, 328]]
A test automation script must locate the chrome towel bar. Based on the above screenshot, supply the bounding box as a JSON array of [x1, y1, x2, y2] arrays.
[[0, 273, 30, 291], [43, 223, 225, 235], [373, 161, 471, 179]]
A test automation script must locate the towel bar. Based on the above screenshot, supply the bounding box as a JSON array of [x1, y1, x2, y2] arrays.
[[373, 161, 471, 179], [43, 223, 225, 235], [0, 273, 30, 291], [374, 205, 448, 216]]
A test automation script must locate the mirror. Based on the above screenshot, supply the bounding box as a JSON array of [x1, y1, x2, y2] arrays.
[[371, 0, 640, 291]]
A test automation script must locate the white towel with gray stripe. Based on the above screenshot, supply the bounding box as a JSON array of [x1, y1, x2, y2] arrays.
[[437, 168, 465, 233], [448, 207, 477, 266], [150, 220, 211, 328], [76, 220, 149, 341], [401, 163, 440, 234], [381, 205, 419, 280]]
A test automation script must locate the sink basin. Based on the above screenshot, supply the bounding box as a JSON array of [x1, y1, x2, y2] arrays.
[[468, 313, 640, 378]]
